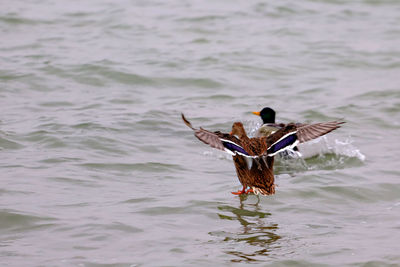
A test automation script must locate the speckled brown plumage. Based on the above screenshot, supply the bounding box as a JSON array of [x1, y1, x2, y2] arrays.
[[228, 122, 294, 195]]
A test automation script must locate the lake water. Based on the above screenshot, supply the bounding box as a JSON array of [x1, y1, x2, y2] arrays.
[[1, 0, 400, 266]]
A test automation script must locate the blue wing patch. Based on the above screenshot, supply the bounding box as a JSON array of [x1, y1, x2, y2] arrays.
[[221, 140, 250, 156], [267, 133, 298, 156]]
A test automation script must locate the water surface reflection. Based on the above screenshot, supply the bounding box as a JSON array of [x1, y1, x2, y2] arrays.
[[212, 196, 282, 263]]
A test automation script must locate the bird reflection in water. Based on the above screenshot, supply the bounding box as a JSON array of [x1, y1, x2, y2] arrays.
[[213, 195, 282, 263]]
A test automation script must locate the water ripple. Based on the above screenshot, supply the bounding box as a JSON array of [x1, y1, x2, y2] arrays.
[[1, 0, 400, 266], [0, 210, 56, 233]]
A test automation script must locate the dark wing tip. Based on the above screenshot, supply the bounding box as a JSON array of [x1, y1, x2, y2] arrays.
[[336, 120, 346, 129], [181, 113, 195, 130], [328, 120, 346, 130]]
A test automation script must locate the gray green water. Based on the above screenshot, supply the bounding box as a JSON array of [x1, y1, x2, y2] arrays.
[[1, 0, 400, 266]]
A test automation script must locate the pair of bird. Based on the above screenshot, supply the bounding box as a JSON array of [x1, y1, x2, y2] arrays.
[[182, 107, 344, 196]]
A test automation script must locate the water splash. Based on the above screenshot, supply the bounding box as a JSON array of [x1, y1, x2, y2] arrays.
[[274, 136, 365, 173], [299, 136, 365, 162]]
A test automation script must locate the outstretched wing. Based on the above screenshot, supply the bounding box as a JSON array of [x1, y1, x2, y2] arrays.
[[181, 113, 251, 156], [264, 120, 345, 156], [297, 121, 345, 143]]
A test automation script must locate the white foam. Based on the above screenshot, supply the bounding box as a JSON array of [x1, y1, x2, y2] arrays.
[[298, 136, 366, 161]]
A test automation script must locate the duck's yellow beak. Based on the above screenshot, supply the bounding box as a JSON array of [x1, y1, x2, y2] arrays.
[[252, 111, 261, 116]]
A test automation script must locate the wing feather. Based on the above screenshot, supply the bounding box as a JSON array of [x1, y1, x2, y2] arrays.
[[194, 129, 225, 151], [182, 113, 249, 155], [297, 121, 345, 143]]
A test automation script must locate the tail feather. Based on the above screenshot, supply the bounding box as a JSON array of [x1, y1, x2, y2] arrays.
[[252, 185, 275, 196]]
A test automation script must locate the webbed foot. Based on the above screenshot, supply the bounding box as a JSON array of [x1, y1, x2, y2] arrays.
[[231, 186, 246, 195]]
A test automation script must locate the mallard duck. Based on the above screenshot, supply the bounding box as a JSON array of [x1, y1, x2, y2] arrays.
[[252, 107, 287, 137], [253, 107, 324, 157], [182, 113, 344, 196]]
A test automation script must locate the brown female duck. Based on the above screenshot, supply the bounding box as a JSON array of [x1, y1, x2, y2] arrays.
[[182, 113, 344, 196]]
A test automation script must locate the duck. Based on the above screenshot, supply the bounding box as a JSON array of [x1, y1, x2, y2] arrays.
[[182, 113, 344, 196], [252, 107, 304, 157], [252, 107, 288, 137]]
